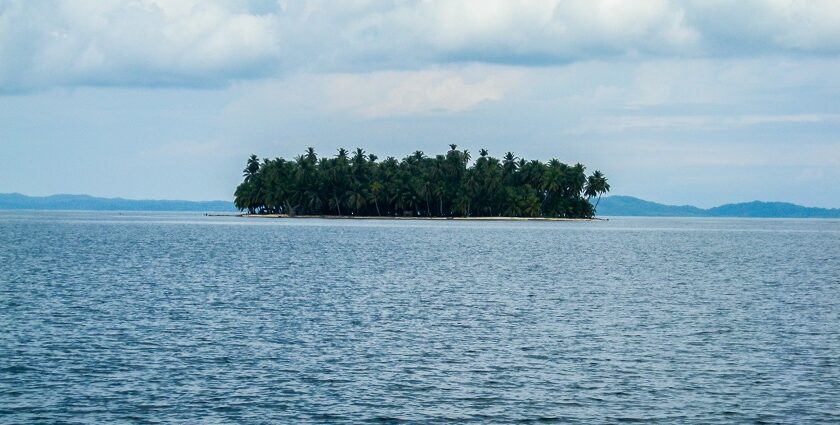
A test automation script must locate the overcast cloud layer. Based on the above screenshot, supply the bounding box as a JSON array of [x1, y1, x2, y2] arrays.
[[2, 0, 840, 207], [4, 0, 840, 91]]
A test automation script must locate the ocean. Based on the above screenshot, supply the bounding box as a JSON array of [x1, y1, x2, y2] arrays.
[[1, 211, 838, 423]]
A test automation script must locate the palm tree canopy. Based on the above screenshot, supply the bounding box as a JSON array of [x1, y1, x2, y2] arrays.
[[234, 146, 607, 218]]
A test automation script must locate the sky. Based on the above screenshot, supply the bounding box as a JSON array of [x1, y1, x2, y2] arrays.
[[2, 0, 840, 208]]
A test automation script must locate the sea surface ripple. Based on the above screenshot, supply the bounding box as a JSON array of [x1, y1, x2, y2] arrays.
[[1, 212, 839, 423]]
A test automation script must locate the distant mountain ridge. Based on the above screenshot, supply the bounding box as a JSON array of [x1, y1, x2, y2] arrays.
[[597, 196, 840, 218], [1, 193, 838, 217], [0, 193, 236, 212]]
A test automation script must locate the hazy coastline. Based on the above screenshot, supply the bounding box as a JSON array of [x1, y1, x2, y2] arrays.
[[240, 213, 601, 222]]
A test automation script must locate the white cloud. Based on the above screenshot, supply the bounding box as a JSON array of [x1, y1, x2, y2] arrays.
[[0, 0, 281, 91], [323, 67, 521, 118], [3, 0, 840, 92], [592, 138, 840, 169], [686, 0, 840, 53], [572, 113, 840, 134]]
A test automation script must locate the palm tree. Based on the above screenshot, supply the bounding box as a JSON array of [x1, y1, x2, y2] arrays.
[[352, 147, 366, 164], [234, 180, 255, 213], [502, 152, 518, 184], [243, 154, 260, 180], [585, 170, 610, 210], [369, 181, 383, 216], [305, 147, 317, 163], [542, 159, 566, 215], [346, 188, 367, 214], [417, 180, 432, 216], [234, 155, 264, 213]]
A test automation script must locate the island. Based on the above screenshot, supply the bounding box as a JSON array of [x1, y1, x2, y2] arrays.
[[234, 145, 610, 219]]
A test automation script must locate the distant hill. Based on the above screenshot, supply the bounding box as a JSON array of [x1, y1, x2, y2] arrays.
[[597, 196, 840, 218], [2, 192, 839, 218], [594, 196, 707, 217], [0, 193, 236, 212]]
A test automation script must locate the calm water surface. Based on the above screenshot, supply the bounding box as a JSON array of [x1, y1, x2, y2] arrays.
[[1, 212, 839, 423]]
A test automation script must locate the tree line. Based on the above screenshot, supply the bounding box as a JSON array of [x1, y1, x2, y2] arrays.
[[234, 145, 610, 218]]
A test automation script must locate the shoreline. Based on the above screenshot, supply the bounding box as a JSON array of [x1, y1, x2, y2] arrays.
[[239, 214, 605, 222]]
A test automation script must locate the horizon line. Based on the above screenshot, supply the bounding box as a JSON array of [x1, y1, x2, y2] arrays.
[[2, 192, 839, 211]]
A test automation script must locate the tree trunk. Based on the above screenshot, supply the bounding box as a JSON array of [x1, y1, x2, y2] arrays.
[[374, 199, 381, 216], [335, 196, 342, 216]]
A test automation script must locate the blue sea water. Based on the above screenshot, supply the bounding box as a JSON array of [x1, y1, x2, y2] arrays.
[[1, 211, 839, 423]]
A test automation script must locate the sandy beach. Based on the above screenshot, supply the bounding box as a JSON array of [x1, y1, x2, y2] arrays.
[[239, 214, 603, 222]]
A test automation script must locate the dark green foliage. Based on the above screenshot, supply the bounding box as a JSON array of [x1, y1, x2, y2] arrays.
[[233, 146, 610, 218]]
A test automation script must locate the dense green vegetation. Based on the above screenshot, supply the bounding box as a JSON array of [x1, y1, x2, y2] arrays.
[[234, 145, 609, 218]]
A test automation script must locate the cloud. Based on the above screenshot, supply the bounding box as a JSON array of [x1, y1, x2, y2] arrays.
[[684, 0, 840, 54], [0, 0, 282, 92], [590, 138, 840, 170], [2, 0, 840, 93], [322, 67, 520, 118], [416, 0, 699, 62], [572, 113, 840, 134]]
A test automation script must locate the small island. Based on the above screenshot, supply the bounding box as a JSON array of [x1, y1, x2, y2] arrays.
[[234, 145, 609, 219]]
